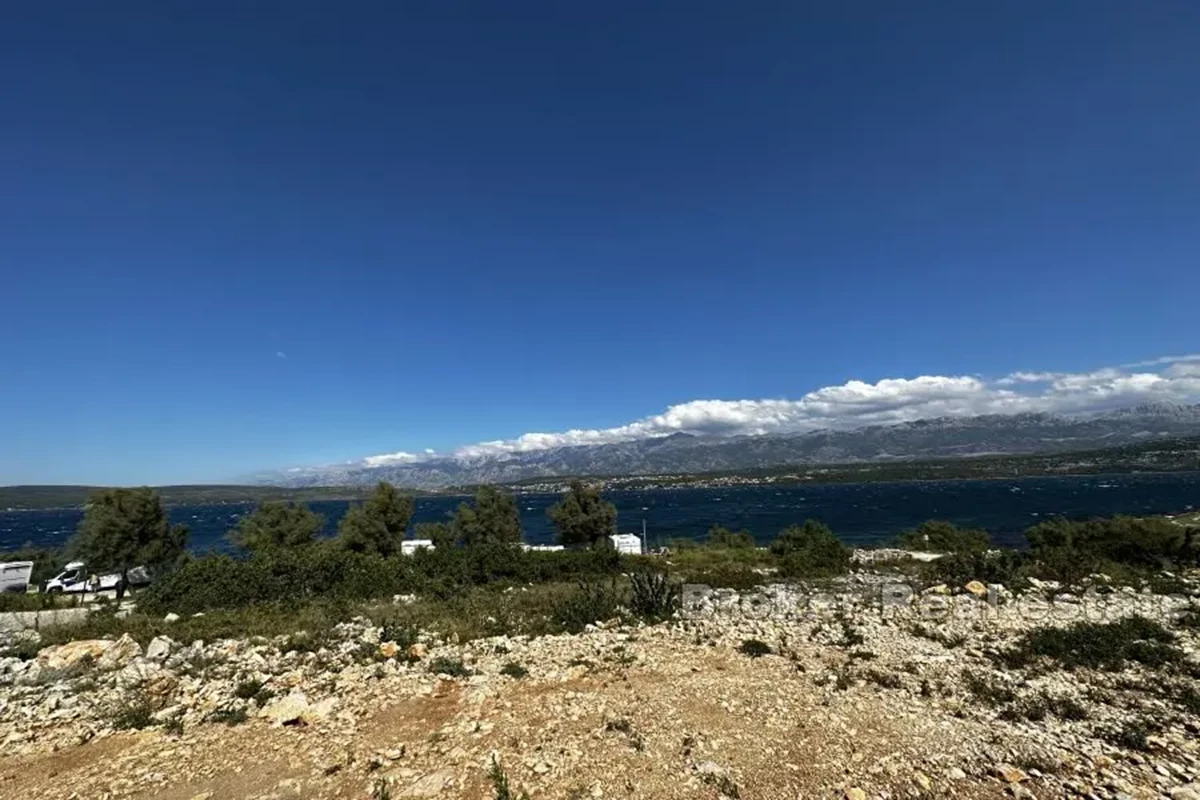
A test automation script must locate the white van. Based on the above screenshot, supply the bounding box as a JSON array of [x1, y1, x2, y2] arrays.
[[609, 534, 644, 555], [0, 561, 33, 594], [44, 561, 151, 594]]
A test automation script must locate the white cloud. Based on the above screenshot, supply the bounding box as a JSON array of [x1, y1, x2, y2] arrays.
[[353, 355, 1200, 466], [1120, 353, 1200, 368], [361, 451, 424, 467], [276, 351, 287, 360], [995, 371, 1061, 386]]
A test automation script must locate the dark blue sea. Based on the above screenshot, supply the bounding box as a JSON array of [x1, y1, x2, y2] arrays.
[[2, 472, 1198, 554]]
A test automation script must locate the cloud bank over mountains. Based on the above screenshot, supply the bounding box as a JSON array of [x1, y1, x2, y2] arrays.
[[357, 355, 1200, 467]]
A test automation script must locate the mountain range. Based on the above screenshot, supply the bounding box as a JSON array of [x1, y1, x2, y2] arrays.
[[263, 403, 1200, 490]]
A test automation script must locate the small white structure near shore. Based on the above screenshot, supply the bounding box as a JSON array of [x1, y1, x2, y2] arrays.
[[609, 533, 643, 555], [401, 540, 434, 556], [521, 544, 565, 552]]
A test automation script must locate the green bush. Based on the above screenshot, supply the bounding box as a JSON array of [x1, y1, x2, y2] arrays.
[[771, 520, 849, 578], [209, 706, 250, 726], [1026, 516, 1196, 571], [428, 657, 471, 677], [996, 617, 1185, 671], [137, 547, 416, 615], [500, 662, 528, 679], [683, 564, 766, 591], [962, 670, 1017, 705], [489, 757, 530, 800], [925, 548, 1028, 587], [629, 567, 679, 620], [897, 520, 990, 553], [553, 579, 624, 633], [706, 525, 756, 549], [738, 638, 772, 658], [1102, 718, 1161, 751], [112, 698, 155, 730]]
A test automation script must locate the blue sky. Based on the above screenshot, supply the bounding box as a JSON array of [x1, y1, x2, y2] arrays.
[[2, 2, 1199, 485]]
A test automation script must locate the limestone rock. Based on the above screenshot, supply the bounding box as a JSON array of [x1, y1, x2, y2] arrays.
[[96, 633, 142, 670], [37, 639, 112, 670], [992, 764, 1027, 784], [401, 768, 456, 797], [145, 635, 174, 662], [964, 580, 988, 598], [260, 691, 337, 727]]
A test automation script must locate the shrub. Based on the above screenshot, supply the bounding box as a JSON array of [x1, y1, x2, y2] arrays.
[[1026, 515, 1195, 572], [770, 520, 849, 578], [897, 520, 990, 553], [629, 567, 679, 620], [112, 698, 155, 730], [835, 617, 865, 648], [925, 549, 1027, 587], [234, 679, 274, 705], [234, 679, 264, 700], [699, 772, 740, 799], [489, 757, 531, 800], [962, 670, 1017, 705], [683, 564, 766, 591], [865, 668, 902, 689], [553, 579, 623, 633], [137, 547, 416, 615], [209, 706, 249, 726], [1102, 718, 1161, 751], [999, 695, 1048, 722], [706, 525, 756, 549], [604, 718, 645, 751], [284, 631, 323, 654], [428, 657, 471, 677], [996, 617, 1184, 671], [0, 637, 41, 661], [1047, 694, 1089, 721], [500, 662, 528, 679], [739, 639, 772, 658]]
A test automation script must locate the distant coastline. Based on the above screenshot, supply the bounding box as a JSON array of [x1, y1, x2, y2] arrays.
[[0, 485, 383, 512], [4, 434, 1197, 512], [490, 435, 1200, 494]]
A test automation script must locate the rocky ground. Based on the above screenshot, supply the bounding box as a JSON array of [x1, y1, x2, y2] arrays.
[[2, 571, 1200, 800]]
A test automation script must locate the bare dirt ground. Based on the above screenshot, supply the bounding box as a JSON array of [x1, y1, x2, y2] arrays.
[[1, 637, 1013, 800]]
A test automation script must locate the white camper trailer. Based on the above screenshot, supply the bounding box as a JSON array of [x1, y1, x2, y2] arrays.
[[44, 561, 151, 594], [608, 533, 643, 555], [0, 561, 33, 594], [400, 539, 434, 556]]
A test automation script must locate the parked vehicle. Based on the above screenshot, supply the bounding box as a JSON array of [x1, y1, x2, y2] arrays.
[[43, 561, 151, 594], [0, 561, 34, 594], [400, 539, 434, 556]]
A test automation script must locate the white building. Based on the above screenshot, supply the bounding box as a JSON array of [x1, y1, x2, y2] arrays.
[[521, 544, 565, 552], [401, 539, 434, 556], [609, 533, 643, 555]]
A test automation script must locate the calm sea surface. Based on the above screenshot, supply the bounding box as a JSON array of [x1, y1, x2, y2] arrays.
[[2, 472, 1198, 553]]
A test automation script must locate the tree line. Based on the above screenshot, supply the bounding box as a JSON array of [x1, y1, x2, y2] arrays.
[[60, 479, 621, 595], [38, 478, 1200, 602]]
